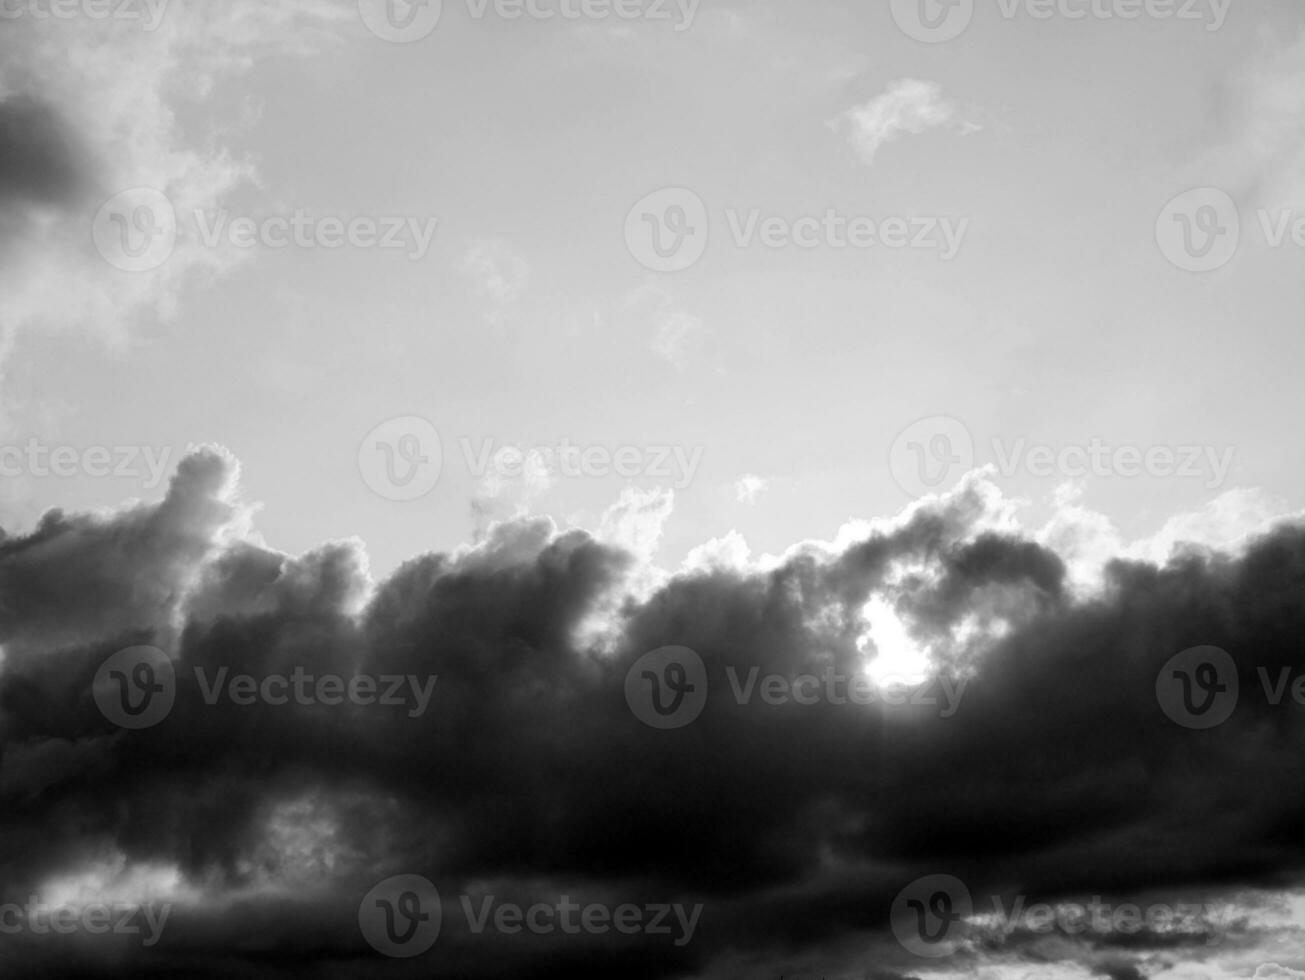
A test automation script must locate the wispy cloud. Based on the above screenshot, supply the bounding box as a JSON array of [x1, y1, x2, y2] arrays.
[[831, 78, 978, 165], [620, 283, 704, 368], [1200, 30, 1305, 207], [457, 239, 531, 326]]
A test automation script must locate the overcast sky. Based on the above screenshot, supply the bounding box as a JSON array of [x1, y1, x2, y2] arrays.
[[2, 0, 1305, 977]]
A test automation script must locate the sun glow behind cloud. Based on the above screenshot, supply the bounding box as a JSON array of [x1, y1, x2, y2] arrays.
[[858, 594, 930, 686]]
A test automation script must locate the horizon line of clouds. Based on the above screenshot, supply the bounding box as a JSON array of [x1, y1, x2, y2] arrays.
[[1, 445, 1304, 976]]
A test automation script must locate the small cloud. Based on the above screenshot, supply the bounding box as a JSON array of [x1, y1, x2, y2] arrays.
[[457, 239, 530, 325], [652, 309, 703, 366], [735, 474, 768, 505], [620, 283, 704, 367], [831, 78, 977, 165]]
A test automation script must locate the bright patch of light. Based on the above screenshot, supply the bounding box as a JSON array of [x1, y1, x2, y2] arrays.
[[857, 594, 930, 686], [39, 854, 200, 909], [951, 611, 1013, 651], [240, 792, 371, 893], [681, 529, 753, 574]]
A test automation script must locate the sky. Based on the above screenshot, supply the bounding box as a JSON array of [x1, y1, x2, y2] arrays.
[[2, 0, 1305, 977]]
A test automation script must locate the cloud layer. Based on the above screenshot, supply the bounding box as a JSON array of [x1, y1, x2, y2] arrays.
[[1, 449, 1303, 978]]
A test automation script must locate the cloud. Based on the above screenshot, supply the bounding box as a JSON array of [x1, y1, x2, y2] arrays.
[[457, 239, 532, 326], [1203, 30, 1305, 207], [0, 2, 346, 389], [0, 95, 88, 208], [735, 474, 768, 505], [831, 78, 978, 165], [2, 451, 1305, 977], [598, 485, 675, 565], [620, 283, 704, 367]]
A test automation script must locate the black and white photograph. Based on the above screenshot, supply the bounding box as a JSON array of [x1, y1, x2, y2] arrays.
[[2, 0, 1304, 976]]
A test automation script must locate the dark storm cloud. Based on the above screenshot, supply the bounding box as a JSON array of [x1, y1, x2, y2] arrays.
[[2, 449, 1304, 977], [0, 93, 90, 257], [0, 95, 87, 207]]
